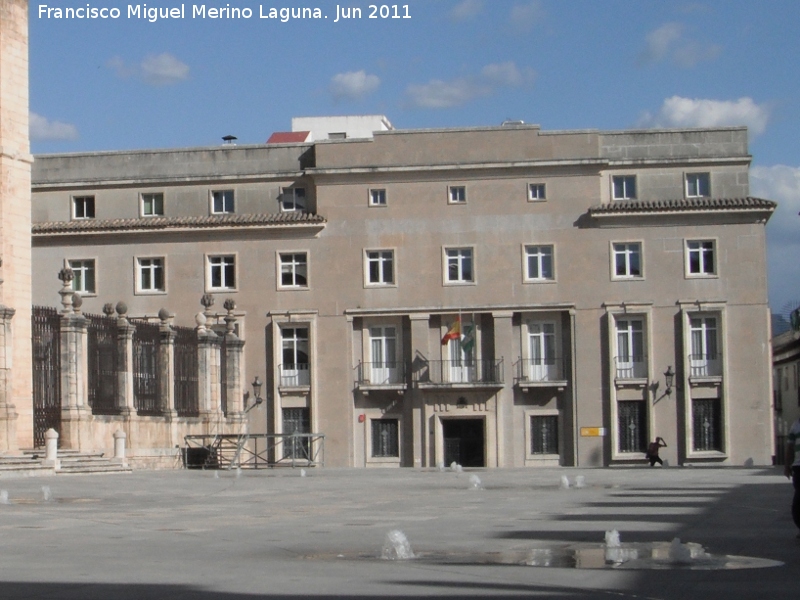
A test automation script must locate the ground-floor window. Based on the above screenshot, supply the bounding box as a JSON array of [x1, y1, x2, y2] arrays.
[[371, 419, 399, 458], [530, 414, 559, 455], [692, 397, 722, 451], [282, 407, 310, 458], [618, 400, 647, 453]]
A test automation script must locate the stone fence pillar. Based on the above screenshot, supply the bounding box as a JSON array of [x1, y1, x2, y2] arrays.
[[157, 308, 177, 417], [59, 287, 90, 450], [196, 312, 223, 424], [114, 303, 135, 417], [223, 299, 245, 419]]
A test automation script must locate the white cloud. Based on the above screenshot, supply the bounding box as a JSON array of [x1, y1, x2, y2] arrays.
[[639, 96, 770, 135], [751, 165, 800, 310], [329, 70, 380, 101], [640, 22, 721, 67], [406, 62, 535, 109], [107, 53, 189, 86], [29, 112, 78, 141], [450, 0, 483, 21]]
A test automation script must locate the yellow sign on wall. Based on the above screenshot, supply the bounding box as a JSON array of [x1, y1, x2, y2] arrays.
[[580, 427, 607, 437]]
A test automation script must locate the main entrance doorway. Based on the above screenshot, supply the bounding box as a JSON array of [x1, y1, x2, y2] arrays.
[[442, 418, 485, 467]]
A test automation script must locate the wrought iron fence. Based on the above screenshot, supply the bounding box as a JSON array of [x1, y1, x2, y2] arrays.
[[174, 325, 199, 417], [32, 306, 61, 447], [132, 319, 160, 415], [86, 312, 119, 415], [412, 359, 504, 385]]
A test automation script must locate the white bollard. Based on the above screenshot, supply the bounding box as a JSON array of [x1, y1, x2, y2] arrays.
[[43, 429, 60, 469], [113, 430, 127, 465]]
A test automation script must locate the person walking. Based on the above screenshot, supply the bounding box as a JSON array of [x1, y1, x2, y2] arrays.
[[646, 437, 667, 467], [784, 417, 800, 538]]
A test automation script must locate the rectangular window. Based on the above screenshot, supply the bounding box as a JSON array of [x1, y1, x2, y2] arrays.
[[612, 175, 637, 200], [689, 316, 720, 377], [692, 398, 722, 451], [445, 248, 474, 283], [371, 419, 400, 458], [686, 240, 716, 276], [281, 187, 306, 212], [448, 186, 466, 204], [686, 173, 711, 198], [68, 259, 96, 294], [137, 257, 165, 292], [141, 193, 164, 217], [369, 188, 387, 206], [366, 250, 394, 285], [73, 196, 95, 219], [208, 255, 236, 290], [279, 253, 308, 288], [618, 400, 647, 453], [528, 183, 546, 201], [211, 190, 234, 214], [615, 318, 646, 379], [281, 328, 310, 387], [530, 415, 559, 455], [524, 245, 554, 281], [369, 326, 400, 384], [528, 323, 558, 381], [612, 242, 642, 278]]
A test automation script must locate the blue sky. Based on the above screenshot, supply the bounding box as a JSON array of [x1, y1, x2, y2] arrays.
[[28, 0, 800, 313]]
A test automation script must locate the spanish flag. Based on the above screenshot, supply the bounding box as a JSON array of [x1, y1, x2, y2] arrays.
[[441, 317, 461, 345]]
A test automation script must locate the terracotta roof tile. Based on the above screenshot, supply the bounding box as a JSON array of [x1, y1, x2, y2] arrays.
[[266, 131, 311, 144], [33, 212, 326, 235], [589, 196, 776, 215]]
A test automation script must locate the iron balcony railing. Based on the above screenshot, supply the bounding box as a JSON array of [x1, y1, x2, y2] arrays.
[[413, 359, 504, 386], [515, 357, 564, 383], [688, 353, 722, 378], [355, 361, 407, 386], [279, 363, 310, 387], [614, 355, 648, 380]]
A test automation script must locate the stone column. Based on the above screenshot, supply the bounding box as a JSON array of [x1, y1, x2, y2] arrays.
[[223, 299, 245, 420], [0, 306, 17, 452], [114, 303, 135, 418], [0, 0, 34, 450], [492, 311, 515, 468]]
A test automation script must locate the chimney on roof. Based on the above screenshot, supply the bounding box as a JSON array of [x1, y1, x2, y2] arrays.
[[222, 135, 238, 145]]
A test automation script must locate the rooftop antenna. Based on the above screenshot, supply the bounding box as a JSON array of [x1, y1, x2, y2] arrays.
[[222, 135, 237, 146]]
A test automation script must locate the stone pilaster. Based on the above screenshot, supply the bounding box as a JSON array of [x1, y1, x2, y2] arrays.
[[0, 306, 18, 452], [408, 313, 430, 467], [223, 300, 245, 420], [492, 311, 515, 468], [0, 0, 33, 449]]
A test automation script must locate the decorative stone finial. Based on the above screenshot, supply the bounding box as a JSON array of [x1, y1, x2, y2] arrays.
[[115, 301, 128, 316], [71, 293, 83, 314], [103, 303, 115, 317], [223, 298, 237, 334], [58, 267, 74, 285], [223, 298, 236, 312], [195, 311, 207, 332], [58, 268, 75, 314], [158, 308, 170, 323], [201, 294, 215, 310]]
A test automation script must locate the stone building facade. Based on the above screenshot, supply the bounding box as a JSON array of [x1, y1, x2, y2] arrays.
[[29, 120, 776, 468]]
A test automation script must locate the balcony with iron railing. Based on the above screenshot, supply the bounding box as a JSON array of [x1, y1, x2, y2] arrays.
[[355, 361, 408, 394], [413, 359, 504, 387], [614, 355, 648, 386], [514, 357, 568, 390], [688, 353, 723, 380], [278, 363, 310, 389]]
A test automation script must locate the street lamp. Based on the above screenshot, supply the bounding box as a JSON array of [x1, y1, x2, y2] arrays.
[[245, 376, 263, 413], [664, 366, 675, 396]]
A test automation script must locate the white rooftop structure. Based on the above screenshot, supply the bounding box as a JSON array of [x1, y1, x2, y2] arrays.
[[291, 115, 393, 141]]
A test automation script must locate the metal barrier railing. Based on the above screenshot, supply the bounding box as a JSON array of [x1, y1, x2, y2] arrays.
[[183, 432, 325, 469]]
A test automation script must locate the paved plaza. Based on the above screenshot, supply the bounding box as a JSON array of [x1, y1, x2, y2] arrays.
[[0, 466, 797, 599]]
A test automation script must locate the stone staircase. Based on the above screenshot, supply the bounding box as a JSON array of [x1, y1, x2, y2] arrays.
[[0, 450, 132, 477]]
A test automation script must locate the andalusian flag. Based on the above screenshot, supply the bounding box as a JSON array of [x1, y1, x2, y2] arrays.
[[461, 322, 476, 354], [441, 317, 461, 345]]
